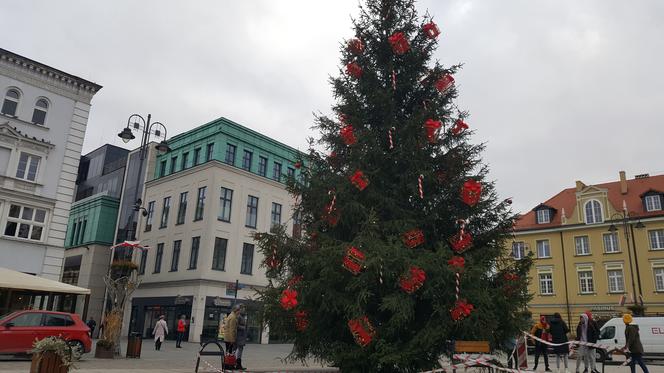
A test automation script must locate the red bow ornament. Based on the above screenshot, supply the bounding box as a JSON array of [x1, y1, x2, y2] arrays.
[[449, 231, 473, 253], [402, 229, 425, 248], [347, 38, 365, 54], [422, 22, 441, 39], [280, 288, 298, 310], [451, 299, 474, 321], [340, 125, 357, 146], [295, 310, 309, 331], [424, 119, 442, 143], [434, 74, 455, 93], [346, 62, 363, 79], [294, 161, 302, 169], [461, 179, 482, 207], [348, 316, 376, 347], [342, 246, 366, 275], [388, 32, 410, 55], [349, 170, 369, 191], [447, 256, 466, 270], [399, 265, 426, 294], [451, 119, 469, 135]]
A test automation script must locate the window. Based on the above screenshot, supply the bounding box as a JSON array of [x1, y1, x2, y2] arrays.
[[181, 152, 189, 169], [189, 237, 200, 269], [536, 209, 550, 224], [176, 192, 187, 225], [246, 195, 259, 228], [225, 144, 236, 165], [293, 210, 302, 238], [600, 326, 616, 340], [650, 230, 664, 250], [578, 270, 594, 294], [271, 202, 282, 230], [160, 197, 171, 228], [584, 200, 603, 224], [194, 186, 206, 221], [242, 150, 253, 171], [645, 195, 662, 212], [193, 147, 201, 166], [170, 156, 178, 174], [218, 187, 233, 222], [2, 89, 20, 116], [603, 233, 620, 253], [240, 243, 254, 274], [70, 222, 77, 245], [154, 243, 164, 273], [272, 162, 282, 181], [145, 201, 155, 232], [16, 152, 40, 181], [206, 143, 214, 162], [31, 98, 48, 125], [258, 156, 267, 177], [607, 269, 625, 293], [159, 161, 167, 177], [287, 167, 295, 179], [512, 242, 525, 260], [44, 314, 74, 327], [539, 273, 554, 295], [212, 237, 227, 271], [139, 249, 147, 275], [654, 267, 664, 292], [575, 236, 590, 255], [4, 204, 46, 241], [10, 312, 42, 327], [536, 240, 550, 258], [170, 240, 181, 272]]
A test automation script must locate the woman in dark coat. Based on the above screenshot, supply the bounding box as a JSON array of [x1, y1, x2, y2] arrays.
[[549, 313, 570, 372]]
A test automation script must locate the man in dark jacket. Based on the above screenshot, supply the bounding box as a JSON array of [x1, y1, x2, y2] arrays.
[[549, 313, 570, 372], [623, 314, 649, 373], [584, 311, 600, 373]]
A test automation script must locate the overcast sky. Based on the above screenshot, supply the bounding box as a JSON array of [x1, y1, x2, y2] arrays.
[[2, 0, 663, 213]]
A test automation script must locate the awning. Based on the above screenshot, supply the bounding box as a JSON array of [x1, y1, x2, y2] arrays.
[[0, 267, 90, 295]]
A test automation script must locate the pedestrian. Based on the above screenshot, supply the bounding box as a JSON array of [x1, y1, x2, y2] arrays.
[[584, 311, 600, 373], [623, 313, 649, 373], [176, 314, 187, 348], [224, 305, 240, 356], [575, 313, 591, 373], [235, 304, 248, 370], [86, 317, 97, 338], [153, 315, 168, 351], [531, 314, 552, 371], [549, 312, 570, 373]]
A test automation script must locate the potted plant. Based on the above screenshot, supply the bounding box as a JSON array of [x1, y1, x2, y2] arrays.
[[95, 310, 122, 358], [30, 336, 79, 373]]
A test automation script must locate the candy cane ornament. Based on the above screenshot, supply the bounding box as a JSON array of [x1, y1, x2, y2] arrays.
[[455, 272, 460, 300], [418, 174, 424, 199], [327, 191, 336, 213], [392, 70, 396, 90], [388, 127, 395, 149]]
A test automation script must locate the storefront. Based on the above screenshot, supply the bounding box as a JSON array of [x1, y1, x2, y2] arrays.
[[128, 295, 193, 340], [200, 296, 262, 343]]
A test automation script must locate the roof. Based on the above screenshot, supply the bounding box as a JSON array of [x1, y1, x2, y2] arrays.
[[515, 173, 664, 231], [0, 267, 90, 295]]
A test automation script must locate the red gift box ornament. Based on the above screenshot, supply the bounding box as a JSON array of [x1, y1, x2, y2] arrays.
[[449, 231, 473, 253], [346, 62, 363, 79], [347, 38, 365, 54], [422, 22, 441, 39], [447, 256, 466, 270], [451, 299, 474, 321], [348, 316, 376, 347], [434, 74, 455, 93], [461, 179, 482, 207], [280, 288, 298, 310], [342, 246, 365, 275], [340, 125, 357, 146], [452, 119, 469, 135], [388, 32, 410, 55], [349, 170, 369, 191], [402, 229, 425, 248], [424, 119, 442, 144], [399, 265, 426, 294], [295, 310, 309, 332]]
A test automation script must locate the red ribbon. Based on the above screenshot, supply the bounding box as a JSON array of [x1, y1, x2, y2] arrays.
[[280, 288, 298, 310], [400, 265, 426, 294], [349, 170, 369, 191], [448, 256, 466, 269], [451, 299, 474, 321], [340, 124, 356, 146], [452, 119, 469, 135], [346, 62, 363, 79], [461, 179, 482, 207], [388, 32, 410, 55], [423, 22, 440, 39], [424, 119, 442, 143]]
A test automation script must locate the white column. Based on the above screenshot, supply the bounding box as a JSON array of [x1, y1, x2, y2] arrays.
[[190, 288, 206, 343]]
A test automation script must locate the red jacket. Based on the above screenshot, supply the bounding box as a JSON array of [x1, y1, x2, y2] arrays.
[[177, 319, 187, 332]]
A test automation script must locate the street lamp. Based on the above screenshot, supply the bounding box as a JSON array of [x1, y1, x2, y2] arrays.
[[607, 210, 646, 307]]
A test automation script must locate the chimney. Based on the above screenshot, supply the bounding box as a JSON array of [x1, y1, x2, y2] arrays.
[[619, 171, 628, 194], [575, 180, 586, 192]]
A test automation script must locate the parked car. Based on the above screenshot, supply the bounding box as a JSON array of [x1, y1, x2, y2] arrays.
[[596, 317, 664, 361], [0, 310, 92, 355]]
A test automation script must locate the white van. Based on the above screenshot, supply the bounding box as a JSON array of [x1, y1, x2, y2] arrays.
[[597, 317, 664, 360]]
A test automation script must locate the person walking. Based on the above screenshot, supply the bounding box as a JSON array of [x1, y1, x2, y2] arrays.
[[575, 313, 591, 373], [224, 305, 240, 356], [531, 315, 552, 371], [623, 314, 650, 373], [235, 305, 248, 370], [176, 314, 187, 348], [549, 313, 570, 373], [153, 315, 168, 351], [86, 317, 97, 338], [584, 311, 600, 373]]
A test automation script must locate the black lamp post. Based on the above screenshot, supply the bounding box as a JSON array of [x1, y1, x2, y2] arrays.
[[118, 114, 170, 242], [607, 210, 646, 307]]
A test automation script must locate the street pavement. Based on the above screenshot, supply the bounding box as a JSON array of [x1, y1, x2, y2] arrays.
[[1, 339, 664, 372]]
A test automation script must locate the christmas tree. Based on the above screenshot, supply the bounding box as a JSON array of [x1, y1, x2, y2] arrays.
[[255, 0, 532, 371]]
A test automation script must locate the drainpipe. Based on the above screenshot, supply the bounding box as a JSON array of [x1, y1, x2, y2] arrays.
[[630, 224, 644, 303], [559, 231, 572, 325]]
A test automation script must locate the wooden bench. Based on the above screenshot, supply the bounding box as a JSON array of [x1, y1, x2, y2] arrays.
[[451, 340, 496, 373]]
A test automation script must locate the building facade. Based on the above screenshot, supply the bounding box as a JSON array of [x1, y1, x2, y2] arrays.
[[512, 171, 664, 326], [124, 117, 301, 343], [0, 48, 101, 280]]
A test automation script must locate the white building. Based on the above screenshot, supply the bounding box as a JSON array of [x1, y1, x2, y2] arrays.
[[0, 48, 101, 280]]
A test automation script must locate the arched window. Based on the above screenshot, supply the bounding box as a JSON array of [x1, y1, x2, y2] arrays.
[[31, 98, 49, 125], [584, 200, 603, 224], [1, 88, 20, 116]]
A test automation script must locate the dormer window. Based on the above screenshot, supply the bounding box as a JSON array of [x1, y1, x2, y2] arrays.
[[537, 209, 551, 224], [645, 194, 662, 212], [584, 200, 603, 224]]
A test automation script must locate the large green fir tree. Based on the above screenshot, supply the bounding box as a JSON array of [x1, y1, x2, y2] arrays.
[[255, 0, 532, 371]]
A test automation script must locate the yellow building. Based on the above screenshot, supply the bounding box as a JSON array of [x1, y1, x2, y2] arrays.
[[512, 171, 664, 326]]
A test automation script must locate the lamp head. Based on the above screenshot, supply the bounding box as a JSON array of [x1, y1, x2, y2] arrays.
[[635, 221, 646, 229], [155, 140, 171, 154], [608, 224, 618, 233], [118, 127, 135, 143]]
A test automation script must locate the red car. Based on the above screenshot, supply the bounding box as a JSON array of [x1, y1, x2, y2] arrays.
[[0, 310, 92, 354]]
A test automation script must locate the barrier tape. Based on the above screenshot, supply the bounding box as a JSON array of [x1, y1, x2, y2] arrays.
[[197, 353, 341, 373], [523, 332, 632, 367]]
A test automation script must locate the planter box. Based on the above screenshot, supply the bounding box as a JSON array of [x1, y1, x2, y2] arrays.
[[94, 341, 115, 359], [30, 351, 68, 373]]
